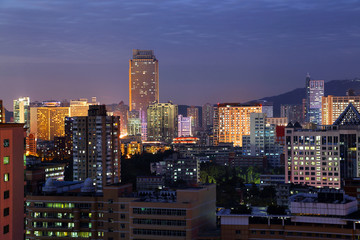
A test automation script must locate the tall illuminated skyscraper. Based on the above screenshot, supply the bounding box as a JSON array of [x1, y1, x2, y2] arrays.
[[147, 102, 178, 143], [13, 97, 30, 129], [129, 49, 159, 113], [305, 74, 324, 124], [187, 106, 200, 130]]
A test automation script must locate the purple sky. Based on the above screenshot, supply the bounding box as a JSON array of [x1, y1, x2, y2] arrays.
[[1, 0, 360, 109]]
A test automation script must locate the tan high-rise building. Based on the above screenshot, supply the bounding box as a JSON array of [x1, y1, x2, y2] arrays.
[[30, 103, 70, 141], [69, 97, 98, 117], [213, 103, 262, 147], [322, 95, 360, 125], [187, 106, 200, 129], [129, 49, 159, 113]]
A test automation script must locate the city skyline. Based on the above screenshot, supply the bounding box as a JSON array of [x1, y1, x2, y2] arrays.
[[1, 1, 360, 109]]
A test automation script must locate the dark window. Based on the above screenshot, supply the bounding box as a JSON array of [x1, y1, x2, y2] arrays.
[[120, 233, 125, 238], [3, 139, 9, 148], [235, 230, 241, 234], [3, 225, 9, 234], [121, 214, 125, 219], [4, 191, 9, 199], [3, 208, 9, 217], [120, 204, 125, 209]]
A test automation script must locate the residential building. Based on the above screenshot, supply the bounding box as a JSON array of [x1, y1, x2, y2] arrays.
[[72, 105, 121, 192], [113, 101, 129, 137], [147, 102, 178, 143], [0, 123, 25, 240], [214, 103, 262, 147], [127, 110, 142, 136]]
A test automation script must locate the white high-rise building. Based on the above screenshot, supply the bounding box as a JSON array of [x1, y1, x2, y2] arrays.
[[13, 97, 30, 129], [178, 115, 192, 137]]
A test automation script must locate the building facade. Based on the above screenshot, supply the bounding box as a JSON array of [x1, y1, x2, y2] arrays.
[[72, 105, 121, 192], [13, 97, 30, 129], [69, 97, 98, 117], [305, 74, 324, 124], [0, 100, 5, 123], [147, 102, 178, 143], [178, 115, 192, 137], [0, 124, 25, 240], [213, 103, 262, 147], [187, 106, 200, 130], [281, 104, 303, 123], [322, 95, 360, 125], [202, 103, 214, 131], [129, 49, 159, 113]]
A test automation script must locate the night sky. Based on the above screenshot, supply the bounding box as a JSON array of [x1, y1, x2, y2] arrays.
[[1, 0, 360, 109]]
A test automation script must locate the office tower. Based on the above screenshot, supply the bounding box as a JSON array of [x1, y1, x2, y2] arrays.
[[285, 103, 360, 189], [322, 95, 360, 125], [127, 110, 142, 136], [213, 103, 262, 147], [72, 105, 120, 192], [13, 97, 30, 129], [305, 74, 324, 124], [0, 100, 4, 123], [129, 49, 159, 113], [281, 104, 303, 123], [113, 101, 129, 137], [147, 102, 178, 143], [178, 115, 192, 137], [187, 106, 200, 131], [202, 103, 214, 131], [0, 124, 25, 240], [242, 113, 282, 167], [30, 102, 70, 141], [69, 97, 98, 117]]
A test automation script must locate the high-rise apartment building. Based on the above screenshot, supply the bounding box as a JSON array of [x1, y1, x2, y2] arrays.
[[0, 124, 25, 240], [178, 115, 192, 137], [285, 103, 360, 189], [0, 100, 5, 123], [187, 106, 200, 130], [113, 101, 129, 137], [202, 103, 214, 131], [69, 97, 98, 117], [147, 102, 178, 143], [13, 97, 30, 129], [127, 110, 142, 136], [322, 95, 360, 125], [30, 102, 70, 141], [213, 103, 262, 147], [305, 74, 324, 124], [72, 105, 121, 192], [129, 49, 159, 113]]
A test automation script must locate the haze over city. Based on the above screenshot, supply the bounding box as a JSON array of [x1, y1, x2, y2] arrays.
[[1, 0, 360, 109]]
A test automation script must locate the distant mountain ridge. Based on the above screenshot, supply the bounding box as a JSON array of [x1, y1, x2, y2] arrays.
[[258, 78, 360, 117]]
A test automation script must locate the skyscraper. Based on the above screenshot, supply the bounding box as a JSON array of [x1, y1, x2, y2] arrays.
[[187, 106, 200, 130], [322, 95, 360, 125], [147, 102, 178, 143], [13, 97, 30, 129], [305, 74, 324, 124], [202, 103, 214, 131], [72, 105, 121, 192], [178, 115, 192, 137], [0, 124, 25, 240], [129, 49, 159, 113], [69, 97, 98, 117]]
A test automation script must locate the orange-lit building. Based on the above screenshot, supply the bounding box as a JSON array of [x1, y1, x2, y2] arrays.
[[30, 105, 70, 141], [0, 124, 25, 240], [173, 137, 200, 144], [322, 95, 360, 125], [26, 133, 37, 156], [129, 49, 159, 113], [213, 103, 262, 147]]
